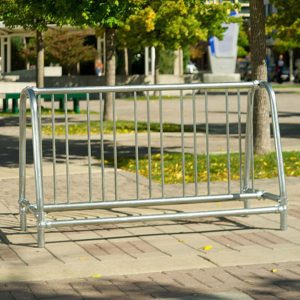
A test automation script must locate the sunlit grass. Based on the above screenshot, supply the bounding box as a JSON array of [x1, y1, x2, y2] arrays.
[[107, 151, 300, 183], [42, 120, 191, 135]]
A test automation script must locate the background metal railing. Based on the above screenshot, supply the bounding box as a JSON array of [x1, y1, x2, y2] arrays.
[[19, 81, 287, 247]]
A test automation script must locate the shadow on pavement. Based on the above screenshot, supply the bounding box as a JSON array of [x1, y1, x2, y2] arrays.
[[0, 275, 299, 299]]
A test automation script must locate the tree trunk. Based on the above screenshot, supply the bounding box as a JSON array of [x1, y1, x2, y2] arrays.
[[36, 30, 44, 88], [104, 28, 116, 120], [250, 0, 271, 154]]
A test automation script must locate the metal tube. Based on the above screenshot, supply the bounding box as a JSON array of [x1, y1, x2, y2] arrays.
[[250, 89, 255, 191], [243, 90, 253, 192], [27, 88, 45, 247], [192, 90, 198, 196], [225, 90, 231, 194], [34, 81, 260, 95], [159, 91, 165, 197], [205, 90, 210, 195], [46, 206, 280, 228], [87, 93, 92, 202], [180, 90, 185, 196], [146, 91, 152, 198], [43, 191, 264, 212], [259, 81, 287, 230], [237, 89, 242, 193], [134, 91, 140, 199], [113, 92, 118, 200], [51, 94, 57, 203], [64, 94, 70, 203], [19, 91, 28, 231], [99, 93, 105, 201]]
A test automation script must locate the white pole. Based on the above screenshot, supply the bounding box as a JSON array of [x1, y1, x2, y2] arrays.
[[7, 36, 11, 72], [145, 47, 149, 76], [1, 37, 5, 74], [151, 47, 155, 79]]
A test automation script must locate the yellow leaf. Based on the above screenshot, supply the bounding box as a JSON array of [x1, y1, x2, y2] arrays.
[[203, 245, 213, 251], [271, 268, 278, 273], [91, 273, 102, 279]]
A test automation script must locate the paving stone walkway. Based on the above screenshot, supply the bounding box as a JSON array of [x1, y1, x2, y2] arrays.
[[0, 90, 300, 299]]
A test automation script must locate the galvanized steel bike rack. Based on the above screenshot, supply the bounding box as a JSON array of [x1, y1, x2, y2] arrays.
[[19, 81, 287, 247]]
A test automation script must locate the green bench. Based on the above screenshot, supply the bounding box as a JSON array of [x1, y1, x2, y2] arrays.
[[42, 93, 87, 113], [1, 93, 87, 113], [2, 93, 20, 113]]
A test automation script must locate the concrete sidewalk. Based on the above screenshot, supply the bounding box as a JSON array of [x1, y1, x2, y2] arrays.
[[1, 173, 300, 299], [0, 90, 300, 299]]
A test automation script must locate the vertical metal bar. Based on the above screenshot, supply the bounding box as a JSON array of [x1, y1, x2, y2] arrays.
[[28, 89, 45, 247], [250, 89, 255, 191], [205, 90, 210, 195], [113, 92, 118, 200], [19, 91, 27, 231], [243, 90, 252, 192], [225, 90, 231, 194], [259, 81, 288, 230], [192, 90, 198, 196], [146, 91, 152, 199], [134, 91, 140, 199], [237, 89, 242, 193], [38, 95, 43, 169], [159, 90, 165, 198], [64, 94, 70, 204], [51, 94, 57, 203], [243, 89, 254, 209], [99, 93, 105, 201], [87, 93, 92, 202], [180, 90, 185, 196]]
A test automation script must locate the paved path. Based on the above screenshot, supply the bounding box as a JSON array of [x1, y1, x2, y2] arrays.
[[0, 89, 300, 299]]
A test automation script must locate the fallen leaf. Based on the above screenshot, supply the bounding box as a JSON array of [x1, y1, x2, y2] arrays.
[[203, 245, 213, 251], [271, 268, 278, 273], [91, 273, 102, 279]]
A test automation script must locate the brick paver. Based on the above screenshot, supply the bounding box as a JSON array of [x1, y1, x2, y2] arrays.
[[1, 90, 300, 298]]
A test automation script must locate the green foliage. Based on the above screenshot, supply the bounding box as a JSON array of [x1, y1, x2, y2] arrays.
[[45, 30, 97, 75], [159, 49, 174, 74], [119, 0, 238, 51], [267, 0, 300, 50], [0, 0, 73, 31], [21, 38, 36, 66], [72, 0, 145, 29], [237, 22, 249, 58]]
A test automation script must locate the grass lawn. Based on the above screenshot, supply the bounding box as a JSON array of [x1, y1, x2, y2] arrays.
[[42, 120, 193, 135], [107, 151, 300, 184]]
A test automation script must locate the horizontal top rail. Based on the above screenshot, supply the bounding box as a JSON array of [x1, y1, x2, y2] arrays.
[[22, 81, 261, 96]]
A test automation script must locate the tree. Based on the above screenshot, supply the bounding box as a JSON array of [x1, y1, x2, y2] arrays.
[[120, 0, 237, 84], [0, 0, 73, 87], [45, 29, 97, 75], [237, 22, 249, 58], [75, 0, 145, 120], [267, 0, 300, 82], [250, 0, 271, 154], [267, 0, 300, 44]]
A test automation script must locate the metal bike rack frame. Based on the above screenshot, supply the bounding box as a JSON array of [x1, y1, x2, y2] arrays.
[[19, 81, 287, 247]]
